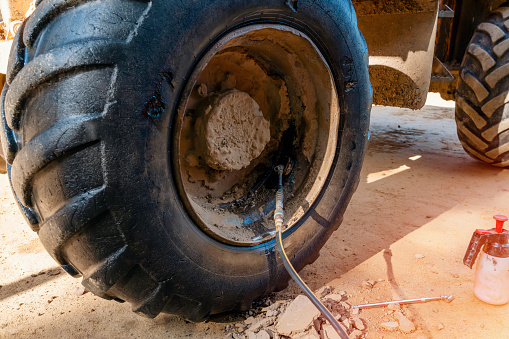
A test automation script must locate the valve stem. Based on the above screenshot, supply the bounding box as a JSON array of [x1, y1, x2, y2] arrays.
[[274, 165, 285, 231]]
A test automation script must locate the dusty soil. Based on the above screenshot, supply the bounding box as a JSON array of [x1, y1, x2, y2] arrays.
[[1, 94, 508, 338]]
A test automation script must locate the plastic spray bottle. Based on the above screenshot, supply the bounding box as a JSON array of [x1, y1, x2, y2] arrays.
[[463, 215, 509, 305]]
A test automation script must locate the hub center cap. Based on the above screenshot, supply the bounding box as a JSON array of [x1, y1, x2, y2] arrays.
[[194, 89, 271, 171]]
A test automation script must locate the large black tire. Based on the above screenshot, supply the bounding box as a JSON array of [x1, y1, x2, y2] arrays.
[[456, 6, 509, 167], [0, 0, 371, 320]]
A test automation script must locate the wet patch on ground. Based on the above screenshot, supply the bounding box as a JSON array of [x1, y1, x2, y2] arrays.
[[368, 128, 426, 153]]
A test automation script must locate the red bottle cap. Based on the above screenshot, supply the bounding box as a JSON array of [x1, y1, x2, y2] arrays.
[[494, 215, 508, 233]]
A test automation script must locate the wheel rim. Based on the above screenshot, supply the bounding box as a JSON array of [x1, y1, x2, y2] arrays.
[[173, 24, 340, 246]]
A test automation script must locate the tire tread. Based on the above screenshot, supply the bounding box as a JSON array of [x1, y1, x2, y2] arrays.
[[456, 8, 509, 167]]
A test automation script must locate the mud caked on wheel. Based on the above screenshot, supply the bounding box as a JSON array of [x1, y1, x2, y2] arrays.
[[456, 6, 509, 167], [0, 0, 371, 320]]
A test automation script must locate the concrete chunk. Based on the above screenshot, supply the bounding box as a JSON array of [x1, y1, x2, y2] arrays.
[[394, 311, 415, 333], [380, 321, 399, 331], [244, 316, 256, 325], [256, 330, 271, 339], [316, 286, 333, 298], [324, 293, 345, 302], [275, 295, 321, 336], [351, 317, 366, 331], [350, 329, 363, 339], [248, 318, 274, 333]]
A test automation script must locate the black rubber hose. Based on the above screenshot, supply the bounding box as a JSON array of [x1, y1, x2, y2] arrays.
[[274, 166, 348, 339]]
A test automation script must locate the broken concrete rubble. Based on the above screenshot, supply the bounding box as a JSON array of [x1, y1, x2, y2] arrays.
[[224, 286, 371, 339]]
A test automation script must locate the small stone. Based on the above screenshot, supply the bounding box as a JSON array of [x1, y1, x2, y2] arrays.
[[256, 330, 271, 339], [415, 254, 425, 259], [71, 286, 86, 296], [351, 308, 360, 315], [317, 286, 333, 298], [362, 281, 376, 289], [246, 331, 256, 339], [225, 325, 232, 331], [237, 327, 245, 333], [324, 294, 344, 302], [387, 303, 401, 310], [197, 83, 208, 97], [339, 302, 351, 310], [380, 321, 399, 331], [394, 311, 415, 333], [248, 318, 274, 333], [244, 317, 256, 325], [235, 323, 245, 329], [262, 303, 281, 313], [269, 302, 281, 311], [451, 273, 459, 278], [350, 330, 363, 339], [351, 317, 366, 331], [377, 279, 384, 282], [437, 323, 444, 331], [266, 310, 279, 317], [275, 295, 321, 336], [47, 299, 53, 304], [31, 274, 37, 277]]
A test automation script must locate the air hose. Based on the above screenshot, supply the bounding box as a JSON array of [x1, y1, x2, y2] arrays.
[[274, 165, 349, 339]]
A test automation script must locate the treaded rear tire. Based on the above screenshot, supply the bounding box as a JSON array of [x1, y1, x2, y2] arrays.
[[0, 0, 371, 320], [456, 6, 509, 167]]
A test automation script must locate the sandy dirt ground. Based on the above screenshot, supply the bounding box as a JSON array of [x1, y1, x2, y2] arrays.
[[1, 93, 508, 338]]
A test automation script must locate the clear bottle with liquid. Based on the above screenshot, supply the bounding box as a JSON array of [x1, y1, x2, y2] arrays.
[[464, 215, 509, 305]]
